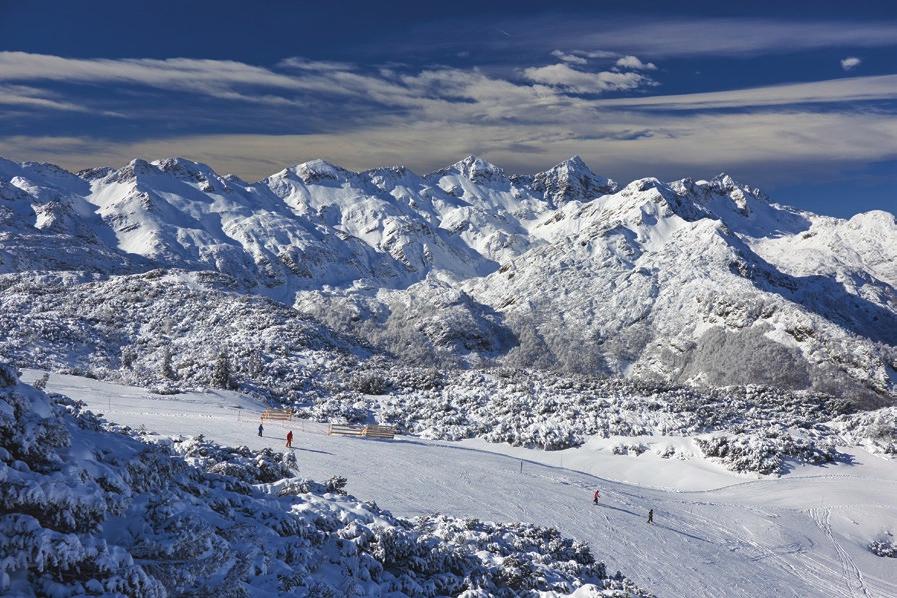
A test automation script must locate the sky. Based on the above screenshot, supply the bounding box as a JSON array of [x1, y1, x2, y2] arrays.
[[0, 0, 895, 216]]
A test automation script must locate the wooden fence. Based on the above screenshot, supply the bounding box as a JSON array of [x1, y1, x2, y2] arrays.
[[327, 423, 395, 440], [260, 409, 293, 422]]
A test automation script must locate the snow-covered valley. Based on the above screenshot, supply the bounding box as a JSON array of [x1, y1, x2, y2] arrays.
[[15, 369, 897, 597]]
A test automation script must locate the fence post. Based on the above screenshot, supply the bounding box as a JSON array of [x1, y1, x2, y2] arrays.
[[519, 460, 523, 474]]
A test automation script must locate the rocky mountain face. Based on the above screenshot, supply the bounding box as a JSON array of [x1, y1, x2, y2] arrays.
[[1, 154, 895, 403]]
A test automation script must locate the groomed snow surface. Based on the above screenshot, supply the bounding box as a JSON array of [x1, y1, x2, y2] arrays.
[[25, 370, 897, 598]]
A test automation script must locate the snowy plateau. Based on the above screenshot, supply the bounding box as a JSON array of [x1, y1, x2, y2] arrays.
[[1, 153, 897, 597]]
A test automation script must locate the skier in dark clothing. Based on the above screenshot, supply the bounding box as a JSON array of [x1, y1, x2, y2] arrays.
[[286, 430, 293, 448], [593, 489, 601, 504], [258, 423, 263, 437], [647, 509, 654, 524]]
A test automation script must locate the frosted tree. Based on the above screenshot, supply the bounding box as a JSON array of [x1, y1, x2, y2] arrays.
[[160, 345, 177, 380], [211, 350, 234, 389]]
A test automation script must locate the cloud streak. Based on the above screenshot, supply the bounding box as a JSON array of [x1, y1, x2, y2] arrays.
[[521, 63, 656, 94], [0, 51, 896, 186], [590, 74, 897, 110], [2, 109, 895, 184], [485, 17, 897, 58]]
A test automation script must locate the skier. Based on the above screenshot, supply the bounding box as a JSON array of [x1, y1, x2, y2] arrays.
[[258, 423, 263, 437], [647, 509, 654, 524], [286, 430, 293, 448], [593, 489, 601, 504]]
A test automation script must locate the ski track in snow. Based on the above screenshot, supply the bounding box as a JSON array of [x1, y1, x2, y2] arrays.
[[27, 370, 897, 598]]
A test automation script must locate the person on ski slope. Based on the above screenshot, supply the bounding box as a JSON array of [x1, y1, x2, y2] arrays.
[[258, 423, 263, 437], [648, 509, 654, 524], [286, 430, 293, 448], [593, 489, 601, 504]]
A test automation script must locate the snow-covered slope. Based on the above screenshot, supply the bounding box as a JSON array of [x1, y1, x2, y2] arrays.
[[466, 176, 897, 403], [2, 364, 649, 596], [1, 154, 895, 399], [25, 369, 897, 598]]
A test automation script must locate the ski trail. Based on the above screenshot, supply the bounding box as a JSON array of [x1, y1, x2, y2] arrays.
[[808, 507, 870, 598]]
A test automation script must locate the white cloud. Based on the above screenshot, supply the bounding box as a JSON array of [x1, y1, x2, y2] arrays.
[[592, 74, 897, 110], [841, 56, 862, 71], [0, 84, 88, 112], [550, 50, 588, 65], [522, 63, 654, 94], [615, 55, 657, 71], [491, 17, 897, 58], [574, 50, 619, 59], [4, 109, 896, 183], [1, 51, 896, 185]]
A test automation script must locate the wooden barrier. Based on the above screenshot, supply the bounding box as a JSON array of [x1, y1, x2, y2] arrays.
[[362, 425, 395, 439], [260, 409, 293, 422], [327, 423, 396, 440], [328, 423, 365, 437]]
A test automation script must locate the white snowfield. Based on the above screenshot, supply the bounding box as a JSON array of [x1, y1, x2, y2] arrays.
[[26, 370, 897, 598]]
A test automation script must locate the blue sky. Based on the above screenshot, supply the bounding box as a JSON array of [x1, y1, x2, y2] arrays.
[[0, 0, 895, 216]]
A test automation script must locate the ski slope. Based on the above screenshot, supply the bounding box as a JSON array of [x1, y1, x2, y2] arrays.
[[25, 370, 897, 598]]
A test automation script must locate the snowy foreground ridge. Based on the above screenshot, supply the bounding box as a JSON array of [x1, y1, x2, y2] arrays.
[[0, 364, 648, 597], [9, 369, 897, 598]]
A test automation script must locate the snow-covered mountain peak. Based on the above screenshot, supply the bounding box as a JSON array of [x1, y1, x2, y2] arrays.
[[0, 157, 88, 196], [1, 152, 897, 402], [291, 159, 354, 184], [444, 155, 506, 183], [530, 155, 617, 207], [362, 164, 422, 188], [847, 209, 897, 229], [152, 157, 230, 192]]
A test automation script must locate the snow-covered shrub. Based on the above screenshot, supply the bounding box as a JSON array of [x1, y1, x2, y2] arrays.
[[828, 407, 897, 456], [696, 431, 841, 475], [612, 442, 648, 456], [171, 434, 298, 483], [870, 534, 897, 558], [351, 371, 390, 395]]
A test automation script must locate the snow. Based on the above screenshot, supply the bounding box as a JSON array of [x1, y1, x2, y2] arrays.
[[2, 154, 896, 398], [24, 369, 897, 598], [5, 367, 642, 597]]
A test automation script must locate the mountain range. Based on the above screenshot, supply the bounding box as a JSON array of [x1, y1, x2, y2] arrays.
[[1, 154, 895, 404]]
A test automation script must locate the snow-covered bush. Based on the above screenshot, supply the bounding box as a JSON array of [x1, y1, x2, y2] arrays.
[[827, 407, 897, 455], [870, 534, 897, 558], [695, 431, 841, 475]]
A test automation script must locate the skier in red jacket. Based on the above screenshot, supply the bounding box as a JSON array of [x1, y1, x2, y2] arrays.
[[593, 489, 601, 504], [286, 431, 293, 448]]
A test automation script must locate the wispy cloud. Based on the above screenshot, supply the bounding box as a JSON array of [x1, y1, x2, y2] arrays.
[[3, 109, 895, 184], [521, 63, 655, 94], [513, 18, 897, 57], [591, 74, 897, 110], [0, 84, 88, 112], [615, 56, 657, 71], [550, 50, 588, 65], [1, 51, 896, 184], [841, 56, 862, 71]]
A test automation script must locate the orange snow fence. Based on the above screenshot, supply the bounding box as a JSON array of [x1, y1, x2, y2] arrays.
[[260, 409, 293, 422], [328, 423, 395, 439]]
